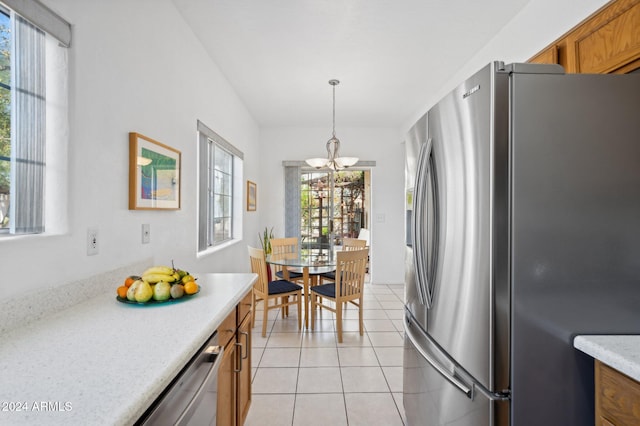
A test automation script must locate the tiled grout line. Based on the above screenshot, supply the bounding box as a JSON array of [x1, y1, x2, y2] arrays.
[[290, 345, 303, 426], [338, 359, 349, 425]]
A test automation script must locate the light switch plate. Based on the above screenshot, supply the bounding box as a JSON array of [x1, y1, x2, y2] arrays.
[[87, 227, 99, 256], [142, 224, 150, 244]]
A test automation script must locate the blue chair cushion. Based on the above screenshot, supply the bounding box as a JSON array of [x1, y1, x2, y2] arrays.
[[268, 279, 302, 295], [310, 283, 336, 298], [275, 270, 304, 279], [319, 271, 335, 280]]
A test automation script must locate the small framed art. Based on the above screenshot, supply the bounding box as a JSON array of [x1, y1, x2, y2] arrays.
[[247, 180, 257, 211], [129, 132, 181, 210]]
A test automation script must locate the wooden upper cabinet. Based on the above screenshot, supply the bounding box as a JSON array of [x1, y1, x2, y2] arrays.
[[529, 45, 559, 65], [529, 0, 640, 74], [570, 0, 640, 73]]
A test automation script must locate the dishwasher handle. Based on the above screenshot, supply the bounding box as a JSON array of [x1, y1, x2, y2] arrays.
[[175, 345, 224, 426]]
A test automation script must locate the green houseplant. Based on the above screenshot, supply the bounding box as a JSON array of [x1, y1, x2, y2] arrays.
[[258, 226, 274, 282], [259, 226, 274, 254]]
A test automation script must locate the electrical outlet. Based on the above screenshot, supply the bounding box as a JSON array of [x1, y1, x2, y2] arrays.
[[142, 224, 150, 244], [87, 227, 99, 256]]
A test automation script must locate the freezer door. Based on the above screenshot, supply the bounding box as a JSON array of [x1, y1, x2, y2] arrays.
[[508, 70, 640, 426], [404, 312, 505, 426], [425, 63, 495, 389]]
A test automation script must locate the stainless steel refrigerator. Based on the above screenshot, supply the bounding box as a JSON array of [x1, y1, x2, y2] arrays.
[[403, 61, 640, 426]]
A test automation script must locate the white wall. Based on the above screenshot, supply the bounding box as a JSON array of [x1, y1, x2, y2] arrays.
[[402, 0, 611, 131], [0, 0, 611, 299], [259, 127, 405, 284], [0, 0, 262, 300]]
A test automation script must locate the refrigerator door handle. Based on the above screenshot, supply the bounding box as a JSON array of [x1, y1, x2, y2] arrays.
[[425, 139, 439, 306], [405, 316, 472, 398], [412, 137, 433, 307]]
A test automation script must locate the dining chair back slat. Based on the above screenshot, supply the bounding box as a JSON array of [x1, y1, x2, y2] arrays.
[[248, 246, 269, 295], [270, 237, 299, 257], [335, 248, 368, 300], [342, 237, 367, 251], [269, 237, 304, 282], [318, 237, 367, 285]]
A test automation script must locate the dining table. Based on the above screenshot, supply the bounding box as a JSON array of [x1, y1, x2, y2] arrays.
[[266, 253, 336, 329]]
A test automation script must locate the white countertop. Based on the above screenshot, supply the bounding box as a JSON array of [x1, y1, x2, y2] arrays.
[[0, 273, 256, 426], [574, 335, 640, 382]]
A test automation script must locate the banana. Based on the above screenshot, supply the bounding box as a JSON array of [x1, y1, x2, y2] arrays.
[[142, 266, 174, 276], [142, 273, 177, 284]]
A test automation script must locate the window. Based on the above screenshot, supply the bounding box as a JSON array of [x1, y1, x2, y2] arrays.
[[0, 2, 70, 235], [197, 120, 243, 252], [213, 145, 232, 243], [0, 10, 9, 230]]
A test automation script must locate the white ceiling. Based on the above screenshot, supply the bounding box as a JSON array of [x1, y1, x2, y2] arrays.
[[173, 0, 532, 128]]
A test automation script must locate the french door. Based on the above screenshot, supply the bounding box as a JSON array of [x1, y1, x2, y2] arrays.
[[299, 169, 367, 262]]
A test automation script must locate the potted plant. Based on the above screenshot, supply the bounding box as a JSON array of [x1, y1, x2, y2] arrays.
[[259, 226, 273, 254], [259, 227, 274, 281]]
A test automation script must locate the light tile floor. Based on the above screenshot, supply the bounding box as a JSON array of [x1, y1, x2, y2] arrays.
[[245, 283, 407, 426]]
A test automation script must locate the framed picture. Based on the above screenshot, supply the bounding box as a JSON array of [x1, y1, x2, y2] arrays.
[[247, 180, 257, 211], [129, 132, 181, 210]]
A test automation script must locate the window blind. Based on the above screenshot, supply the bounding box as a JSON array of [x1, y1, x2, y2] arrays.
[[284, 165, 301, 238], [10, 15, 45, 234]]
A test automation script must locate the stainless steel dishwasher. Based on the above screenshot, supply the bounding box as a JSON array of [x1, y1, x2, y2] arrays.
[[137, 332, 223, 426]]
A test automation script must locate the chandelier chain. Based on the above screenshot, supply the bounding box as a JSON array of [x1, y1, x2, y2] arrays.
[[332, 81, 336, 137]]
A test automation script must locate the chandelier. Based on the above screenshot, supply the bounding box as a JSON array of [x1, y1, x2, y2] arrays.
[[305, 79, 358, 170]]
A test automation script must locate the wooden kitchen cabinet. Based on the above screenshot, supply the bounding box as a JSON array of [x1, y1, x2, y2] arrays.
[[529, 0, 640, 74], [217, 341, 237, 426], [529, 45, 559, 66], [595, 360, 640, 425], [236, 314, 252, 426], [217, 289, 253, 426]]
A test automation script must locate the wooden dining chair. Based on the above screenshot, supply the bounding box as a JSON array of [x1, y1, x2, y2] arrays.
[[248, 246, 303, 337], [269, 237, 306, 317], [310, 248, 369, 343], [269, 237, 305, 284], [319, 237, 367, 284]]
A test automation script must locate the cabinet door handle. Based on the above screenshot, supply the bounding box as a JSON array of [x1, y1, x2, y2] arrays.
[[234, 342, 243, 373], [239, 331, 249, 360]]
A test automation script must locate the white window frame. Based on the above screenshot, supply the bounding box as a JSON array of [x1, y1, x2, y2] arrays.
[[0, 2, 70, 237], [197, 120, 243, 254]]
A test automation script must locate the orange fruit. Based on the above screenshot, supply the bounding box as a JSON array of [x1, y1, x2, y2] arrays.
[[124, 276, 137, 288], [117, 285, 128, 298], [184, 281, 199, 295]]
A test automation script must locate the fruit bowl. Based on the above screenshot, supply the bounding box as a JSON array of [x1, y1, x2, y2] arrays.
[[116, 287, 200, 306], [116, 265, 200, 305]]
